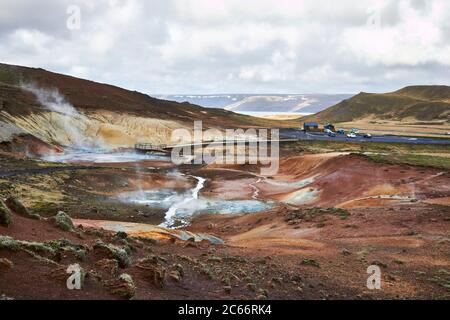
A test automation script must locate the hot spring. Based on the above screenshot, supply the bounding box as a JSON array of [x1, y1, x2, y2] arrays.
[[118, 175, 276, 228], [42, 149, 169, 163], [43, 149, 275, 228]]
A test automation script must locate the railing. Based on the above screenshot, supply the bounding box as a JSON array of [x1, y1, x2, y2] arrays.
[[136, 139, 299, 151], [135, 143, 167, 150]]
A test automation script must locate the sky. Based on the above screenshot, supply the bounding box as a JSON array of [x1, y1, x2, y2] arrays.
[[0, 0, 449, 94]]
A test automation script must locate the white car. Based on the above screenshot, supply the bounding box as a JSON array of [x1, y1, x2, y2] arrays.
[[347, 133, 357, 138]]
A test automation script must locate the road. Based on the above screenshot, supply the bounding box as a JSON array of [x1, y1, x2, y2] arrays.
[[280, 129, 450, 145]]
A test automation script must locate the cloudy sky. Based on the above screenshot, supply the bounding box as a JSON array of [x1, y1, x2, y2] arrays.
[[0, 0, 449, 94]]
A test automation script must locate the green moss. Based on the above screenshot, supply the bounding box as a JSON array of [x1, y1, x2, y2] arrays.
[[0, 236, 56, 257], [54, 211, 74, 232], [31, 201, 59, 213], [365, 153, 450, 170], [0, 236, 21, 251], [46, 239, 87, 261], [0, 200, 12, 227], [0, 236, 87, 263], [93, 241, 130, 268], [284, 140, 450, 155], [118, 273, 136, 299], [5, 197, 40, 220], [200, 264, 215, 280]]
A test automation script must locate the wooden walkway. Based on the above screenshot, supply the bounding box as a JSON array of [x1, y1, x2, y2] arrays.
[[135, 139, 298, 153]]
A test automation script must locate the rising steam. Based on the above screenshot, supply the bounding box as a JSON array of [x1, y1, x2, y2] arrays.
[[21, 83, 105, 149]]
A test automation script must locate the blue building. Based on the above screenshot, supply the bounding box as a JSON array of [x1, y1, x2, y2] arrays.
[[303, 122, 319, 131]]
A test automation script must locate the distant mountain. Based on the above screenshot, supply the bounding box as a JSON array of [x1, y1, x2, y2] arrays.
[[157, 94, 352, 114], [302, 86, 450, 123]]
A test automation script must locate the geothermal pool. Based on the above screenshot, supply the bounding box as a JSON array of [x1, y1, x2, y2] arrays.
[[119, 175, 276, 228], [42, 150, 169, 163], [43, 150, 276, 228]]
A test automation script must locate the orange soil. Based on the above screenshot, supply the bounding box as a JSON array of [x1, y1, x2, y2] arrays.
[[201, 153, 450, 209]]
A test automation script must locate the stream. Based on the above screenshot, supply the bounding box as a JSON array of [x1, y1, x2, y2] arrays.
[[160, 175, 206, 228], [42, 150, 276, 228], [119, 174, 275, 228]]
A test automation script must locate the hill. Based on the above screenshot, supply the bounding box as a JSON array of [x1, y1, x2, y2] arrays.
[[302, 85, 450, 123], [0, 63, 293, 149], [0, 63, 285, 127]]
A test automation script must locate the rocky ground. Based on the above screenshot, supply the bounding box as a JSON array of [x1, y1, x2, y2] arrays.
[[0, 147, 449, 300]]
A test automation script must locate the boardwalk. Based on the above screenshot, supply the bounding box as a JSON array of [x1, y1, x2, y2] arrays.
[[135, 139, 298, 153]]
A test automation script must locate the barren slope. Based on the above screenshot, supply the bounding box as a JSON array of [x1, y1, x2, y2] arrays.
[[0, 63, 295, 149], [302, 85, 450, 123]]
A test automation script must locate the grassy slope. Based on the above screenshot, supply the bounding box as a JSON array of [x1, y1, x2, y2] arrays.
[[302, 85, 450, 123], [366, 153, 450, 170], [283, 140, 450, 170], [0, 63, 298, 129]]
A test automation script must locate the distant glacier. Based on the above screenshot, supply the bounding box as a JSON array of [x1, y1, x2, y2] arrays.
[[156, 94, 353, 114]]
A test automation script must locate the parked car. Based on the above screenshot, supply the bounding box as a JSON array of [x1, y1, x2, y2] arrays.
[[363, 133, 372, 138], [324, 128, 333, 134], [328, 132, 336, 137], [337, 129, 346, 135], [347, 133, 357, 138], [351, 128, 359, 134]]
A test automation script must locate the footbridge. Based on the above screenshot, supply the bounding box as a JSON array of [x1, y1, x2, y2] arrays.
[[135, 139, 298, 153]]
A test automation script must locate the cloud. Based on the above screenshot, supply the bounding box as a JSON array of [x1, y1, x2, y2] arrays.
[[340, 0, 450, 66], [0, 0, 448, 94]]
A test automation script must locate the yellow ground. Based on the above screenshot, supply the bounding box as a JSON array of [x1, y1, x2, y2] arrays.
[[335, 119, 450, 138]]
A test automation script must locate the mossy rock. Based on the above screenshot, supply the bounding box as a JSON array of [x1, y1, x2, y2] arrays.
[[0, 236, 86, 263], [0, 200, 12, 227], [54, 211, 74, 232], [5, 197, 40, 220], [0, 235, 56, 258], [46, 239, 87, 261], [105, 273, 136, 299], [93, 241, 131, 268], [118, 273, 136, 299]]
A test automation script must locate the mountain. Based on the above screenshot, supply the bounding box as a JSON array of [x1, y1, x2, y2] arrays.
[[157, 94, 352, 114], [0, 63, 292, 149], [0, 63, 283, 127], [302, 85, 450, 123]]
